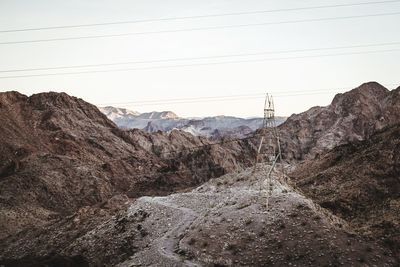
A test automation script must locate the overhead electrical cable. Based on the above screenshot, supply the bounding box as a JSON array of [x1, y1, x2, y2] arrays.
[[98, 84, 400, 106], [115, 92, 339, 107], [108, 89, 399, 107], [97, 87, 399, 107], [1, 12, 400, 45], [0, 48, 399, 79], [1, 0, 399, 33], [1, 41, 399, 73]]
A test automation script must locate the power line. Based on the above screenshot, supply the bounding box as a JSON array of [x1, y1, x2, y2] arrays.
[[111, 88, 399, 107], [117, 93, 328, 107], [1, 12, 400, 45], [98, 93, 322, 106], [101, 93, 269, 106], [100, 83, 399, 106], [0, 48, 399, 79], [99, 90, 333, 106], [1, 0, 399, 33], [1, 41, 400, 73], [96, 83, 399, 107]]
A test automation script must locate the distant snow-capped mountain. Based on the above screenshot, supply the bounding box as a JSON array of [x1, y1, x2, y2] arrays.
[[99, 106, 286, 139]]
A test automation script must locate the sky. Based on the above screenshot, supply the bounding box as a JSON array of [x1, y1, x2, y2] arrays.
[[0, 0, 399, 117]]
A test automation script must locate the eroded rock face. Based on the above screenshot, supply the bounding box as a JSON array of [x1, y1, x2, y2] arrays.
[[1, 82, 399, 266], [1, 167, 397, 267], [0, 91, 255, 240], [290, 124, 400, 258], [278, 82, 400, 160]]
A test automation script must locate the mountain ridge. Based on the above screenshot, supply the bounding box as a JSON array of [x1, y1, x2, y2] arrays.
[[278, 81, 400, 160], [289, 123, 400, 258], [1, 82, 400, 266], [99, 105, 286, 139], [0, 91, 255, 240]]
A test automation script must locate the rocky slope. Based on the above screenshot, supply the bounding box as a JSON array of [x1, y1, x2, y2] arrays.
[[1, 166, 397, 267], [1, 81, 400, 266], [289, 123, 400, 259], [278, 82, 400, 160], [0, 91, 256, 241]]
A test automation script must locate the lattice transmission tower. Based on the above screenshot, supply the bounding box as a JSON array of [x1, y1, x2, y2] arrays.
[[253, 94, 283, 209]]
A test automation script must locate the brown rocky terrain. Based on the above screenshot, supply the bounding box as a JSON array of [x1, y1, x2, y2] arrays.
[[278, 82, 400, 160], [289, 123, 400, 260], [1, 166, 398, 266], [0, 91, 255, 241], [1, 81, 399, 266]]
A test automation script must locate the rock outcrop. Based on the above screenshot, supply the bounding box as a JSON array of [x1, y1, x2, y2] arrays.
[[1, 166, 397, 266], [278, 82, 400, 160], [290, 123, 400, 258], [1, 81, 399, 266], [0, 91, 254, 240]]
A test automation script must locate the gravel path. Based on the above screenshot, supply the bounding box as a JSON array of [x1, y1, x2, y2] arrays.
[[142, 196, 201, 267], [117, 165, 397, 267], [118, 196, 203, 267]]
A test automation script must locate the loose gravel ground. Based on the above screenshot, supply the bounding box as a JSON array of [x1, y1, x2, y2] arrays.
[[115, 164, 397, 266]]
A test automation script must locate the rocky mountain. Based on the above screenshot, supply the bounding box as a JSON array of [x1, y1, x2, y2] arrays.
[[98, 106, 140, 120], [1, 81, 400, 266], [137, 111, 179, 119], [278, 82, 400, 161], [289, 123, 400, 259], [101, 82, 399, 148], [99, 106, 286, 139], [98, 107, 182, 129], [0, 91, 255, 242]]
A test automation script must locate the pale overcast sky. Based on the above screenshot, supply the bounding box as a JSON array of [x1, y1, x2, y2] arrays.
[[0, 0, 399, 117]]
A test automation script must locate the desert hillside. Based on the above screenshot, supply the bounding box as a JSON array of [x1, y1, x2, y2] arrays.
[[1, 167, 397, 266], [290, 123, 400, 257], [278, 82, 400, 160], [0, 82, 399, 266], [0, 91, 255, 240]]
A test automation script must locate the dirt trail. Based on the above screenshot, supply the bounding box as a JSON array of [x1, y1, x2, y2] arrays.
[[140, 196, 201, 267], [118, 195, 203, 267], [117, 165, 397, 267]]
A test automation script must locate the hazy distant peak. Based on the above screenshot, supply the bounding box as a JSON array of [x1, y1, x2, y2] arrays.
[[98, 106, 140, 120], [98, 104, 287, 139], [137, 111, 179, 119]]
